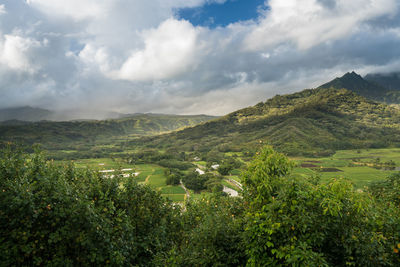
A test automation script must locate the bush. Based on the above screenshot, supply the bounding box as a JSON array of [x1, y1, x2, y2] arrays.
[[369, 173, 400, 205], [242, 146, 400, 266], [156, 195, 246, 266], [165, 168, 183, 186], [0, 146, 181, 266], [182, 172, 209, 192], [158, 159, 194, 170]]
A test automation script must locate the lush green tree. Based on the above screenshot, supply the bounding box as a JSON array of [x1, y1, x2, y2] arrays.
[[217, 163, 233, 176], [165, 168, 182, 185], [369, 173, 400, 205], [156, 194, 247, 266], [0, 146, 181, 266], [242, 146, 400, 266]]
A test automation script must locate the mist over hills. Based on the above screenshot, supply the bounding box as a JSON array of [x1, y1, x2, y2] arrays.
[[0, 106, 53, 122], [0, 106, 134, 122], [2, 71, 400, 157], [365, 72, 400, 91], [1, 70, 400, 123]]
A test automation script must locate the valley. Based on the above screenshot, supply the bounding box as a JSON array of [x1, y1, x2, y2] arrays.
[[3, 72, 400, 200], [3, 71, 400, 265], [61, 147, 400, 203]]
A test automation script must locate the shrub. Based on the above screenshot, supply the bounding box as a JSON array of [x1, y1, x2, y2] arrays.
[[242, 146, 400, 266], [0, 146, 181, 266]]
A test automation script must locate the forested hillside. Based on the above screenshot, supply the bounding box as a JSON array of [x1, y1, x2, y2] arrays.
[[0, 114, 216, 158], [137, 86, 400, 156]]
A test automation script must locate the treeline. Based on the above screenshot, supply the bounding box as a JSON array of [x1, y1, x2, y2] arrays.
[[1, 146, 400, 266]]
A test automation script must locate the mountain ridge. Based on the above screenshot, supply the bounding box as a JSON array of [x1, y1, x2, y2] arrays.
[[319, 71, 400, 104], [135, 75, 400, 156]]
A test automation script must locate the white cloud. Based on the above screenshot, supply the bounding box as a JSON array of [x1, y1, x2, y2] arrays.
[[78, 44, 111, 74], [0, 4, 6, 14], [0, 34, 41, 73], [26, 0, 108, 20], [110, 19, 202, 81], [0, 0, 400, 114], [245, 0, 399, 50]]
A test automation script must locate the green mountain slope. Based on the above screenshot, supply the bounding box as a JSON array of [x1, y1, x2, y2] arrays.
[[138, 87, 400, 156], [0, 114, 217, 155]]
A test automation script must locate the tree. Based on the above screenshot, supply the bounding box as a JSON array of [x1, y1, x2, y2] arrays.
[[242, 146, 400, 266], [0, 146, 181, 266], [156, 194, 246, 266]]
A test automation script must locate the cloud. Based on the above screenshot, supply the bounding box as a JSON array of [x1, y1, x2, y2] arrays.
[[109, 19, 202, 81], [0, 0, 399, 115], [245, 0, 399, 50], [0, 4, 6, 14], [0, 34, 42, 73], [26, 0, 109, 21]]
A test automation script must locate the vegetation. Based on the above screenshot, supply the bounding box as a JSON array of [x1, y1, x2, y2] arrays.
[[291, 148, 400, 188], [3, 72, 400, 265], [2, 145, 400, 266], [137, 84, 400, 157], [0, 113, 215, 160], [0, 145, 181, 266], [242, 146, 400, 266]]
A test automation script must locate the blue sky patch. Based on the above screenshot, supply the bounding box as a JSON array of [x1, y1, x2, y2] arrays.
[[177, 0, 266, 28]]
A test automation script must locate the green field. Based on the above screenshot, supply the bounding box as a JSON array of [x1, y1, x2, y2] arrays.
[[160, 186, 186, 194], [66, 147, 400, 201], [162, 194, 186, 202], [136, 164, 157, 182], [71, 159, 191, 202], [147, 168, 167, 188], [292, 148, 400, 188], [73, 158, 133, 170]]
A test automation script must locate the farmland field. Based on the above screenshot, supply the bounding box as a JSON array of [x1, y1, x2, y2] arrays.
[[63, 147, 400, 201], [292, 148, 400, 188]]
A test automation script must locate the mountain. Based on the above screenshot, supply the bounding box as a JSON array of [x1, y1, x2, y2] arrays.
[[137, 86, 400, 157], [0, 106, 133, 122], [0, 106, 53, 122], [364, 72, 400, 103], [318, 71, 400, 104], [0, 113, 217, 159], [3, 72, 400, 158], [318, 72, 391, 101]]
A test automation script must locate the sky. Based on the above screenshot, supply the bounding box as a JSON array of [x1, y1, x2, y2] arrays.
[[0, 0, 400, 116]]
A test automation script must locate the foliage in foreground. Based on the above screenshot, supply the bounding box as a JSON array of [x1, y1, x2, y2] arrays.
[[155, 194, 247, 266], [1, 145, 400, 266], [243, 147, 400, 266], [0, 146, 180, 266]]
